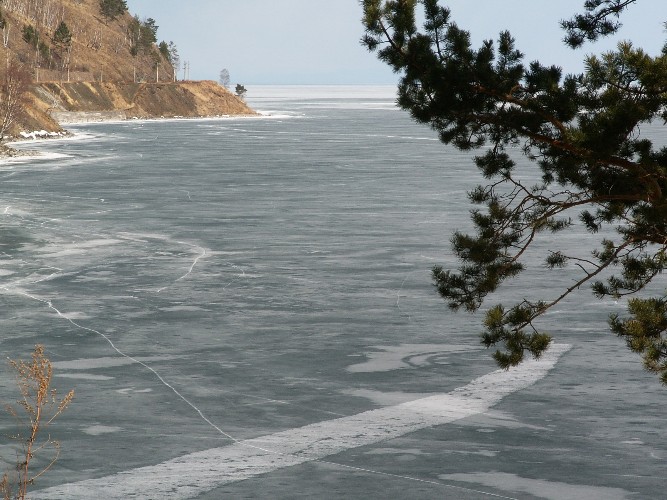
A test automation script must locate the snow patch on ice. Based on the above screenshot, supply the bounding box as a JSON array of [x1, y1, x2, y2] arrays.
[[116, 387, 153, 395], [83, 425, 123, 436], [0, 151, 70, 165], [438, 472, 631, 500]]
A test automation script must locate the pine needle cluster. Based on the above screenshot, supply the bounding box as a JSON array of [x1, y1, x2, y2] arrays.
[[362, 0, 667, 383]]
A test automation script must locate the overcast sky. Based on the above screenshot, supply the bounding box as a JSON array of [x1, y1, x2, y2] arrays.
[[125, 0, 667, 85]]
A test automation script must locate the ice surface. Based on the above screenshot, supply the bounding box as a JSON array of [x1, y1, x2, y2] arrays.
[[346, 343, 479, 373], [52, 355, 183, 371], [31, 345, 570, 499], [438, 472, 630, 500], [0, 151, 70, 165], [1, 87, 664, 499], [82, 425, 123, 436]]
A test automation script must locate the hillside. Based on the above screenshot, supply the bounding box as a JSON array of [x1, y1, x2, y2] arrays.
[[0, 0, 254, 135], [30, 80, 255, 125]]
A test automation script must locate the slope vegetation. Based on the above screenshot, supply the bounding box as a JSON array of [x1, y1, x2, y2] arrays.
[[0, 0, 254, 134]]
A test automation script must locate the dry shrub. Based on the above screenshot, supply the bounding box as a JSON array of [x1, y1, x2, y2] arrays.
[[1, 345, 74, 500]]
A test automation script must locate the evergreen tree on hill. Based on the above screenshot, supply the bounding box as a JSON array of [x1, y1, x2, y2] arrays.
[[362, 0, 667, 384], [52, 21, 72, 48], [100, 0, 128, 20], [128, 16, 159, 56], [52, 21, 73, 76]]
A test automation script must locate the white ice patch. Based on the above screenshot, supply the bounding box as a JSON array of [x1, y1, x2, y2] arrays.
[[251, 111, 304, 119], [82, 425, 123, 436], [2, 205, 31, 217], [438, 472, 631, 500], [116, 387, 153, 395], [7, 131, 97, 146], [57, 311, 91, 320], [0, 152, 70, 166], [32, 344, 570, 500], [346, 343, 479, 373]]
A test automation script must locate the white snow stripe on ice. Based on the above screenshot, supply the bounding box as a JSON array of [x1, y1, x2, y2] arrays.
[[32, 343, 570, 499]]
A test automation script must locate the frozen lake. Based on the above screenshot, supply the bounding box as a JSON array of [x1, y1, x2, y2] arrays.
[[0, 85, 664, 498]]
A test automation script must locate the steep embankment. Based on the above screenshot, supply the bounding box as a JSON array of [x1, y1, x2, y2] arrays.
[[26, 80, 255, 129]]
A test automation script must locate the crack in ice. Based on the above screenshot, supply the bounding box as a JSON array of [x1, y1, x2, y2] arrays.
[[157, 242, 208, 293], [0, 275, 242, 446], [0, 229, 249, 446]]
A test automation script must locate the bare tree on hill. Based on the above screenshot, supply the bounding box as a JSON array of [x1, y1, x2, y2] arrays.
[[0, 62, 31, 141], [219, 68, 230, 89]]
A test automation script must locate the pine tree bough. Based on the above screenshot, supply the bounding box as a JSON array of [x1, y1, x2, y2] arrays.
[[362, 0, 667, 383]]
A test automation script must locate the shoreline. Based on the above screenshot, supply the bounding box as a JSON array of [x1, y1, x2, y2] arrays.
[[0, 144, 45, 162], [0, 144, 71, 164], [2, 130, 93, 163], [61, 112, 269, 126], [53, 110, 262, 126], [0, 111, 289, 162]]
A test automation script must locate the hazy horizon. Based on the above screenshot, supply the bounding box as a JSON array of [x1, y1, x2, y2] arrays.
[[125, 1, 667, 86]]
